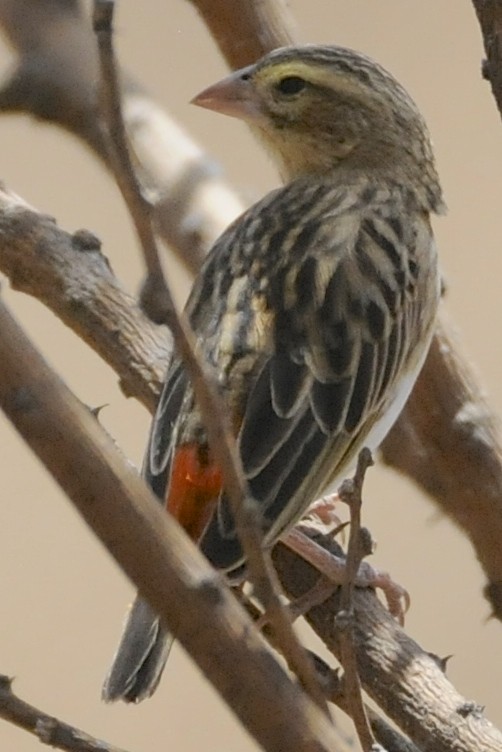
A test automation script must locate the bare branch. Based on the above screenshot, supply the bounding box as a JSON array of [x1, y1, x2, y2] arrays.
[[0, 294, 344, 752], [0, 185, 168, 411], [93, 0, 173, 323], [0, 675, 130, 752], [188, 0, 296, 67]]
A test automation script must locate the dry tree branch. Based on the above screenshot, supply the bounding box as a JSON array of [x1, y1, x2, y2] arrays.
[[0, 294, 344, 752], [0, 676, 131, 752], [188, 0, 296, 66], [0, 186, 168, 411], [93, 0, 175, 321]]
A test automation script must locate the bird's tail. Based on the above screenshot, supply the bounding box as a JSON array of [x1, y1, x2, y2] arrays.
[[102, 596, 173, 703]]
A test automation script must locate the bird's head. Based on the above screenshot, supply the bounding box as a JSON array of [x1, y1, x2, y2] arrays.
[[192, 45, 442, 209]]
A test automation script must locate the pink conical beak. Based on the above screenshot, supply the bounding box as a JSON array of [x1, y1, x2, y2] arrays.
[[191, 65, 262, 122]]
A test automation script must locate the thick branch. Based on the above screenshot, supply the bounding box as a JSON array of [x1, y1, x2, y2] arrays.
[[0, 295, 342, 752]]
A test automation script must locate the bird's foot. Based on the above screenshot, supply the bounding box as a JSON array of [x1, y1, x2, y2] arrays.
[[282, 526, 409, 625]]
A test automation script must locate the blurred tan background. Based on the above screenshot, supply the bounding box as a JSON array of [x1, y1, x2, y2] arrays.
[[1, 1, 501, 750]]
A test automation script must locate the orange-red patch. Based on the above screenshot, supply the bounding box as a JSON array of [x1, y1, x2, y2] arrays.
[[167, 444, 222, 542]]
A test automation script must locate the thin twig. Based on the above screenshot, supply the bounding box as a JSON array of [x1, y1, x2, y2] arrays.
[[93, 0, 168, 322], [0, 675, 130, 752], [92, 0, 328, 713], [336, 449, 376, 752]]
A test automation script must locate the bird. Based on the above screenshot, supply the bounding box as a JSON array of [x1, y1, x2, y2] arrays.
[[102, 43, 444, 703]]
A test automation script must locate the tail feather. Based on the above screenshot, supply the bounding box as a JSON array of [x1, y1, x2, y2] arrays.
[[102, 597, 173, 703]]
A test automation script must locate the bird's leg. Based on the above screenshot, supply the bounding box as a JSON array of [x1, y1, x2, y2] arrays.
[[249, 496, 346, 631], [281, 526, 409, 625], [282, 449, 409, 625]]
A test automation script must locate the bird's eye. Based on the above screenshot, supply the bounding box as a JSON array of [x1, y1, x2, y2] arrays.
[[276, 76, 307, 95]]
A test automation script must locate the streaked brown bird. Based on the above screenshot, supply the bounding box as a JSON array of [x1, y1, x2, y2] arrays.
[[103, 44, 443, 703]]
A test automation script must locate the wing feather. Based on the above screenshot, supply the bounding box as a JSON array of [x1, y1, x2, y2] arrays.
[[144, 362, 188, 501], [240, 360, 312, 477], [201, 197, 437, 570]]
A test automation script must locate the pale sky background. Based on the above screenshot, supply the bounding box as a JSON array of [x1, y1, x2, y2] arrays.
[[1, 2, 502, 750]]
